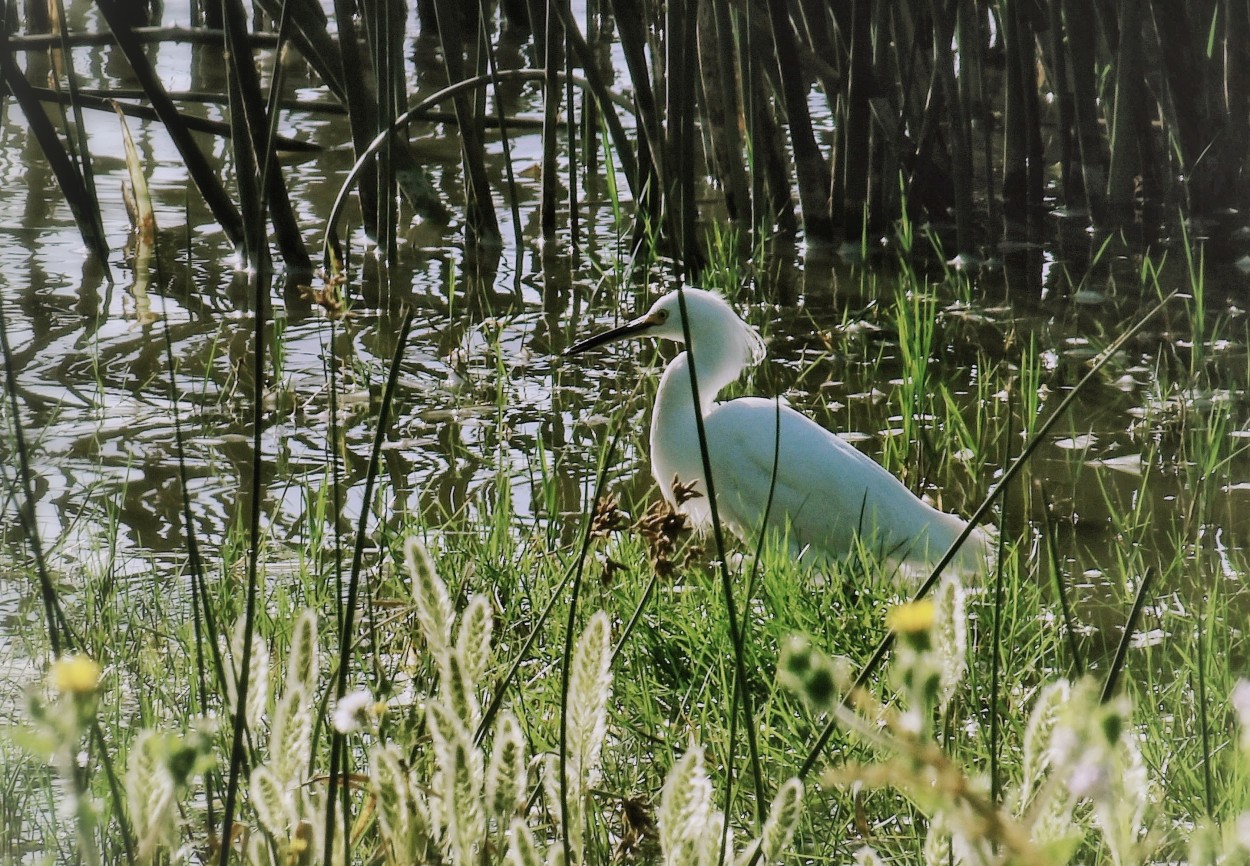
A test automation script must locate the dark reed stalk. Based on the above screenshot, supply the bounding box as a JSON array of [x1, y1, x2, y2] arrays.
[[0, 29, 110, 265], [666, 0, 702, 272], [743, 37, 797, 235], [198, 0, 224, 28], [605, 0, 664, 226], [784, 291, 1177, 799], [23, 0, 49, 32], [1225, 0, 1250, 205], [329, 0, 380, 239], [28, 88, 319, 150], [261, 31, 314, 276], [48, 0, 111, 283], [866, 3, 903, 230], [905, 36, 956, 229], [321, 307, 415, 864], [322, 70, 635, 262], [537, 1, 565, 240], [1002, 0, 1034, 219], [221, 0, 266, 270], [1060, 0, 1108, 222], [1106, 0, 1145, 219], [478, 0, 525, 265], [366, 0, 405, 264], [965, 1, 997, 236], [929, 0, 975, 253], [838, 0, 872, 239], [93, 0, 246, 246], [700, 0, 750, 223], [764, 0, 832, 242], [554, 0, 640, 199], [674, 285, 766, 826], [221, 0, 311, 274], [791, 0, 841, 100], [431, 0, 499, 247], [1042, 0, 1080, 208], [1100, 567, 1156, 703], [1150, 1, 1230, 214]]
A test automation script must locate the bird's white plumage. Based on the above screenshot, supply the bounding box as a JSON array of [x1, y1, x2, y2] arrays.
[[568, 288, 990, 574]]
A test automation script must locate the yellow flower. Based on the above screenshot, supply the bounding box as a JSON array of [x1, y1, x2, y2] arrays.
[[49, 655, 102, 694], [886, 599, 935, 634]]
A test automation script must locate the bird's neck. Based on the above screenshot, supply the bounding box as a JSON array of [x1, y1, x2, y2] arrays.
[[656, 344, 745, 418], [649, 336, 751, 505]]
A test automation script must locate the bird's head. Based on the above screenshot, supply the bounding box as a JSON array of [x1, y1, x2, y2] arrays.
[[563, 288, 765, 365]]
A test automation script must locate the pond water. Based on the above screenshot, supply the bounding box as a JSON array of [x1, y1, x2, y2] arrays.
[[1, 0, 1249, 680]]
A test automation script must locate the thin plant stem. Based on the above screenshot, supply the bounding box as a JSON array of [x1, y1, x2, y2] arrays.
[[216, 261, 271, 866], [321, 307, 415, 863], [1195, 594, 1214, 816], [989, 404, 1013, 805], [1040, 484, 1085, 676], [0, 295, 71, 656], [1101, 566, 1157, 703], [674, 284, 766, 827], [557, 428, 623, 866]]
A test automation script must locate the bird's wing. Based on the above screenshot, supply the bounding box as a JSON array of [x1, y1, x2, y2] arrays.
[[704, 397, 969, 564]]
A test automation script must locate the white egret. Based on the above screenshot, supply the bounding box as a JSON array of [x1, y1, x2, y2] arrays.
[[564, 288, 991, 574]]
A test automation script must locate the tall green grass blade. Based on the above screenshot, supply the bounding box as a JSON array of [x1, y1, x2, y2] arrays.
[[1100, 567, 1157, 703], [989, 408, 1012, 804], [1194, 596, 1214, 816], [1040, 484, 1085, 677]]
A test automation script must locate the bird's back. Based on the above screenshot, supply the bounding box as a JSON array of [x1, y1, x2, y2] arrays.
[[697, 397, 990, 574]]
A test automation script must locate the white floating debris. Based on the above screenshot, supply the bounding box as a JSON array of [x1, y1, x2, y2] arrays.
[[1054, 434, 1097, 450], [1085, 454, 1143, 476]]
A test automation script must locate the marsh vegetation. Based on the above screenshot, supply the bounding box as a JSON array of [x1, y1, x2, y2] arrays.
[[2, 0, 1250, 864]]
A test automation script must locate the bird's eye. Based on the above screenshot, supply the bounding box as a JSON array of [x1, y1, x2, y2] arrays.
[[655, 310, 668, 322]]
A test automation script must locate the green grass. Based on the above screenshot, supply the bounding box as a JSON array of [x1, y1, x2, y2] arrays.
[[4, 229, 1250, 866]]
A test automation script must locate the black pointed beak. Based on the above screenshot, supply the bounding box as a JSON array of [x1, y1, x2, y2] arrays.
[[562, 313, 657, 356]]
